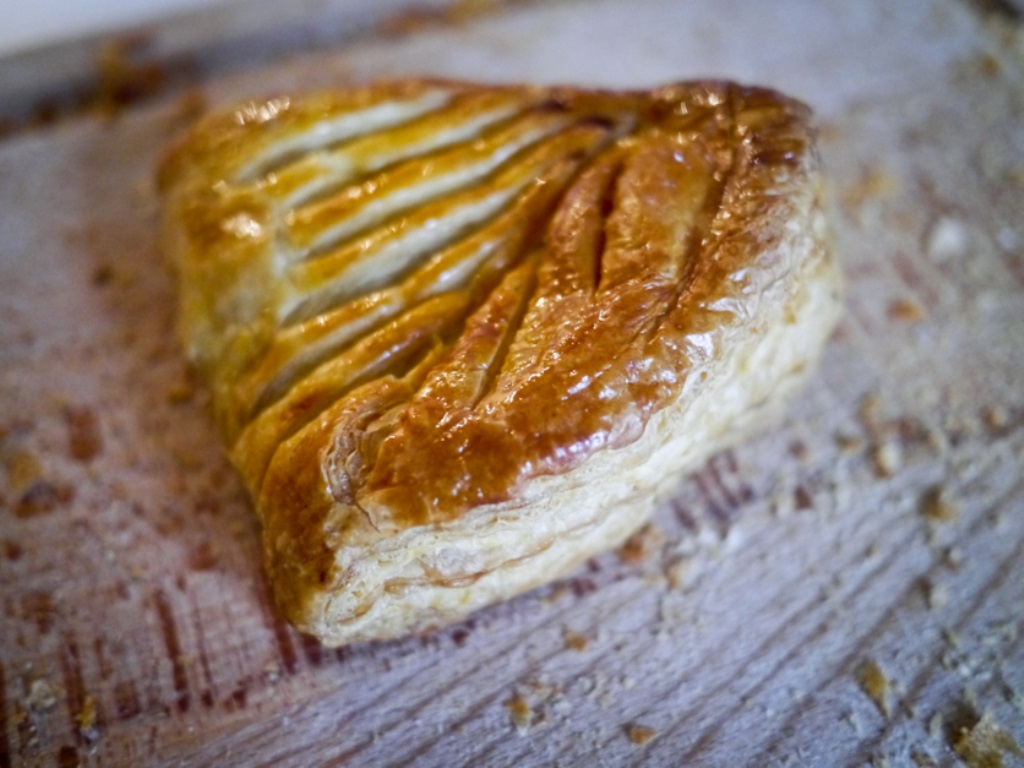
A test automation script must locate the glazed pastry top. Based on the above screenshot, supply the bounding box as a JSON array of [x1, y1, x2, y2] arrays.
[[158, 79, 817, 531]]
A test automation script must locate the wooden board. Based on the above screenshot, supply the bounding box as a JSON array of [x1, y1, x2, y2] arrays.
[[2, 1, 1023, 765]]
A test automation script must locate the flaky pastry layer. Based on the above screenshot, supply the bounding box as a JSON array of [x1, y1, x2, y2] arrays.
[[158, 79, 841, 645]]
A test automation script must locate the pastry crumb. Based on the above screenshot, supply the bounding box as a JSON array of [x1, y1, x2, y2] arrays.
[[76, 694, 96, 728], [842, 710, 862, 735], [857, 659, 891, 717], [921, 486, 958, 523], [858, 393, 883, 433], [625, 723, 658, 746], [983, 405, 1009, 431], [888, 298, 926, 322], [924, 579, 949, 611], [872, 442, 902, 477], [664, 557, 693, 590], [76, 694, 100, 741], [506, 691, 533, 734], [262, 662, 281, 683], [563, 630, 589, 651], [4, 447, 42, 493], [952, 712, 1023, 768], [925, 217, 968, 262], [526, 679, 557, 702], [794, 484, 814, 510], [618, 523, 662, 565], [27, 678, 60, 712]]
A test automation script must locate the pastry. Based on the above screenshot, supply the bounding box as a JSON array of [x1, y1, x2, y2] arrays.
[[158, 79, 841, 646]]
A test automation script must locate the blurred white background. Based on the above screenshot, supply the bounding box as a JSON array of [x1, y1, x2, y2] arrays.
[[1, 0, 232, 55]]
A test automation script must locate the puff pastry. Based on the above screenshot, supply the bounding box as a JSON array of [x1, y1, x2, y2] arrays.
[[158, 79, 841, 646]]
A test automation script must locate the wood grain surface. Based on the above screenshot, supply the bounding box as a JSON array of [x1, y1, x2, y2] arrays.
[[1, 1, 1023, 766]]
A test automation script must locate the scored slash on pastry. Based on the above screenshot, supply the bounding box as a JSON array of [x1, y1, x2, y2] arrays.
[[158, 79, 841, 646]]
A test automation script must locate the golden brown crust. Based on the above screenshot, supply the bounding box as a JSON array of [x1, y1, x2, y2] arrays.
[[159, 79, 840, 644]]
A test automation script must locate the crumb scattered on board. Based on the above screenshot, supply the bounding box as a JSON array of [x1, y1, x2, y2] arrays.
[[924, 579, 949, 611], [857, 659, 891, 718], [76, 694, 100, 741], [26, 678, 61, 712], [953, 712, 1023, 768], [625, 723, 658, 746], [925, 217, 968, 263], [617, 523, 663, 565], [920, 485, 959, 523], [888, 298, 926, 322], [983, 405, 1009, 431], [563, 630, 589, 651], [506, 691, 533, 734], [872, 441, 902, 478]]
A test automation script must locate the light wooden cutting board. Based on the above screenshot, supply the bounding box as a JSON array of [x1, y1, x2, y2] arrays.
[[1, 1, 1023, 766]]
